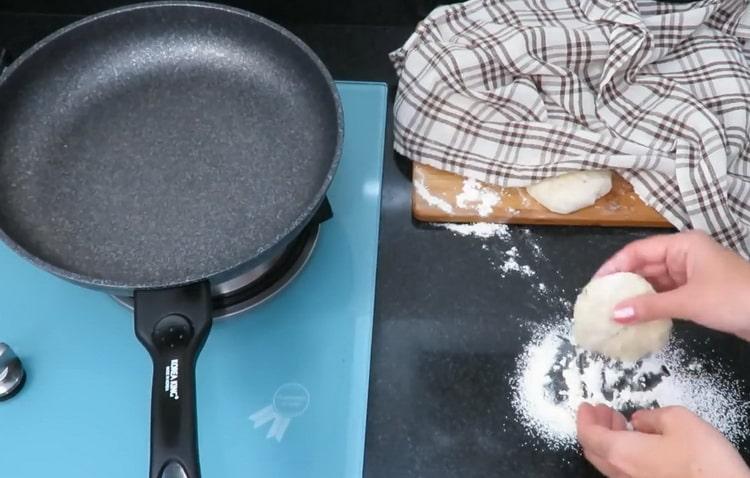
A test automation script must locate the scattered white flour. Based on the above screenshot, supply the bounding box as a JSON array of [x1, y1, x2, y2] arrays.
[[557, 298, 573, 309], [456, 178, 500, 217], [687, 360, 703, 373], [511, 322, 750, 450], [519, 228, 546, 260], [439, 224, 538, 277], [531, 242, 543, 258], [440, 222, 510, 239], [499, 256, 535, 277], [414, 169, 454, 214], [497, 247, 534, 277]]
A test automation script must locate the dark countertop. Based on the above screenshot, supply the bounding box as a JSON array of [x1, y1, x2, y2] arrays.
[[3, 11, 750, 478]]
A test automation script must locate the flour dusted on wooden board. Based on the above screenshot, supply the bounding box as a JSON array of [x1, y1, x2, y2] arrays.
[[414, 169, 454, 214], [510, 322, 750, 449], [456, 178, 501, 217], [414, 173, 504, 218]]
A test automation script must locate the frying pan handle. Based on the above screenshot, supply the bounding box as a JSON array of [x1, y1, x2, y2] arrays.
[[134, 282, 212, 478]]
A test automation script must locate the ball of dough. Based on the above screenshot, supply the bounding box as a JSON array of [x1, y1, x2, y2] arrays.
[[573, 272, 672, 362], [526, 170, 612, 214]]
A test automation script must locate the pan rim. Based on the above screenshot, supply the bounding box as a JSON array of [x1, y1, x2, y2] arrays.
[[0, 0, 344, 292]]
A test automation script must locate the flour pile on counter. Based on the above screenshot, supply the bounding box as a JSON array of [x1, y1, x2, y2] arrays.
[[511, 322, 750, 449], [442, 222, 509, 239], [439, 223, 537, 277]]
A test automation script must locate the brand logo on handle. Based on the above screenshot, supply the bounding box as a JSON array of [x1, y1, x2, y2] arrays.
[[164, 359, 179, 400], [249, 383, 310, 442]]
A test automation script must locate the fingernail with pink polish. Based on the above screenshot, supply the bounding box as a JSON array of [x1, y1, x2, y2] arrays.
[[613, 307, 635, 322]]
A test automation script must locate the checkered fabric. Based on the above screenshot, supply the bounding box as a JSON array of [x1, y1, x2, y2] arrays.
[[391, 0, 750, 254]]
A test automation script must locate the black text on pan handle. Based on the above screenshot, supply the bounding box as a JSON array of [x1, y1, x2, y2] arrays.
[[134, 282, 212, 478]]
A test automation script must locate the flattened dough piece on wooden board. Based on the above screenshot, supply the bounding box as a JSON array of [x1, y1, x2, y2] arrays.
[[412, 163, 672, 228], [526, 170, 612, 214]]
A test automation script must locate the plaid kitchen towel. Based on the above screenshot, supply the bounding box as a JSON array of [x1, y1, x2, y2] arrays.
[[392, 0, 750, 255]]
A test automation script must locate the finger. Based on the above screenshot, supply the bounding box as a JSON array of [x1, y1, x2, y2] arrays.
[[610, 263, 676, 292], [612, 288, 692, 323], [640, 272, 678, 293], [589, 404, 628, 432], [579, 405, 667, 478], [594, 234, 677, 278], [578, 402, 598, 428], [631, 406, 686, 434], [612, 261, 678, 292], [631, 410, 664, 435], [580, 425, 659, 477], [593, 403, 615, 425], [577, 404, 620, 458], [610, 408, 628, 431], [637, 263, 669, 282]]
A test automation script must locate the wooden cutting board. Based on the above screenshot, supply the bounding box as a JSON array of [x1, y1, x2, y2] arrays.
[[413, 163, 672, 227]]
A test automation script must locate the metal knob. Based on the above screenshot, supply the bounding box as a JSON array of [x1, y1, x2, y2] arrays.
[[0, 343, 25, 401]]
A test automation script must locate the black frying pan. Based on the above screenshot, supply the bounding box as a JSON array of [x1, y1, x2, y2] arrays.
[[0, 2, 342, 477]]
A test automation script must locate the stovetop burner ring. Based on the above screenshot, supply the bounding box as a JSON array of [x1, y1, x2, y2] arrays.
[[112, 221, 320, 319]]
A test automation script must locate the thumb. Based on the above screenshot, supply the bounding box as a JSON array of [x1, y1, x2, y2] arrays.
[[613, 288, 691, 324]]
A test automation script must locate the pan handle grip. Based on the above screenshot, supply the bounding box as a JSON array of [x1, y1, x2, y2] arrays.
[[134, 282, 213, 478]]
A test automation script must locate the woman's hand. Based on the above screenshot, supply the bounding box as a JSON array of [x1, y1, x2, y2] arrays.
[[594, 230, 750, 341], [577, 403, 750, 478]]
